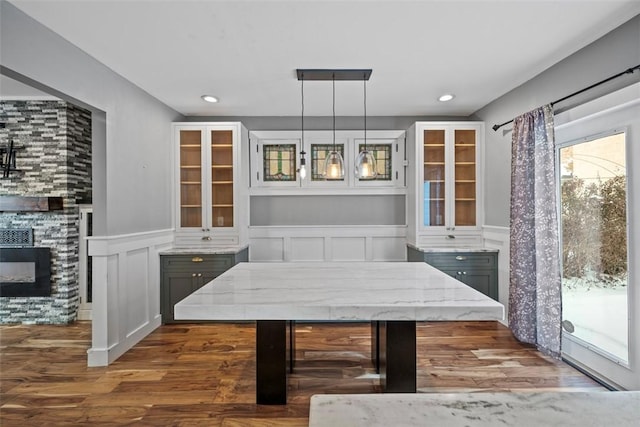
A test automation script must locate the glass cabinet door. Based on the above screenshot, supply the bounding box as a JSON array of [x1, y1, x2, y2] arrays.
[[179, 130, 203, 228], [210, 130, 234, 228], [454, 129, 476, 226], [311, 143, 344, 181], [357, 142, 392, 181], [263, 143, 297, 182], [423, 129, 446, 226]]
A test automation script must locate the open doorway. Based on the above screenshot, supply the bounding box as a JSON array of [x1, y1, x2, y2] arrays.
[[1, 73, 98, 324]]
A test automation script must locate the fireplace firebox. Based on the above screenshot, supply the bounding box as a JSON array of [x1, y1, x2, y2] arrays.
[[0, 247, 51, 297]]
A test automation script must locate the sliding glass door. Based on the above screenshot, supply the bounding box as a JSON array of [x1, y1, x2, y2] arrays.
[[559, 132, 628, 363], [555, 86, 639, 390]]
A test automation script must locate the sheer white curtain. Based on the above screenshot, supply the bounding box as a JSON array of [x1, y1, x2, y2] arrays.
[[509, 104, 562, 357]]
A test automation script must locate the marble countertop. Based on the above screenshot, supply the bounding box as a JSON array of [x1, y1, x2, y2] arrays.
[[309, 392, 640, 427], [407, 244, 498, 253], [159, 245, 248, 255], [174, 262, 504, 321]]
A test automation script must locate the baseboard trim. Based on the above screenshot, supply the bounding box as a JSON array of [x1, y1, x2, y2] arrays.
[[88, 315, 161, 367]]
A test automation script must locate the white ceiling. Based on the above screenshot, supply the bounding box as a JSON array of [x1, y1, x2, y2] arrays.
[[5, 0, 640, 117]]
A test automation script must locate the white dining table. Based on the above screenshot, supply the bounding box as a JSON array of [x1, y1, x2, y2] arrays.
[[175, 261, 504, 404]]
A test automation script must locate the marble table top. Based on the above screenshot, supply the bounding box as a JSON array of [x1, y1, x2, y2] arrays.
[[308, 392, 640, 427], [174, 262, 504, 321]]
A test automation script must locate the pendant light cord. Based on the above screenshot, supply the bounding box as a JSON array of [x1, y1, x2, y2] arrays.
[[301, 73, 304, 143], [363, 75, 367, 151], [332, 73, 336, 151]]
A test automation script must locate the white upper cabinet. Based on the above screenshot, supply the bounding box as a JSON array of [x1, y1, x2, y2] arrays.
[[173, 122, 249, 247], [406, 122, 484, 247], [249, 130, 406, 193]]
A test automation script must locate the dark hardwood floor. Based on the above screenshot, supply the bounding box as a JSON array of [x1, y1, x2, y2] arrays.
[[1, 321, 603, 426]]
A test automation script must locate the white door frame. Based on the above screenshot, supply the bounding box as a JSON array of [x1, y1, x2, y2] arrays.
[[555, 84, 639, 390], [78, 205, 92, 320]]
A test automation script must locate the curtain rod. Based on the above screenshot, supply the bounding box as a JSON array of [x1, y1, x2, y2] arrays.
[[492, 64, 640, 131]]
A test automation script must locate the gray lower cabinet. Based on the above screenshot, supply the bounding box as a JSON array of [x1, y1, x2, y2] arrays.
[[160, 248, 248, 323], [407, 247, 498, 301]]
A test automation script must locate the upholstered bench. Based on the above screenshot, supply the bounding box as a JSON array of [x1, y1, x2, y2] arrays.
[[308, 391, 640, 426]]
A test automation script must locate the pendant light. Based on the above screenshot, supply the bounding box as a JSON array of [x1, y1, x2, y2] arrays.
[[323, 73, 345, 180], [355, 75, 377, 179], [299, 73, 307, 180]]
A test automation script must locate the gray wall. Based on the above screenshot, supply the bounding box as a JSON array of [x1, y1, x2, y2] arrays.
[[0, 100, 92, 324], [251, 195, 406, 226], [474, 14, 640, 227], [0, 2, 183, 236]]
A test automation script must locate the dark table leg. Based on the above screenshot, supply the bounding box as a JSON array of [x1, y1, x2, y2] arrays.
[[378, 320, 417, 392], [289, 320, 295, 373], [256, 320, 289, 404], [371, 320, 380, 373]]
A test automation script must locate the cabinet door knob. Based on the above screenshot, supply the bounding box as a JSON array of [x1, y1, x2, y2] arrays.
[[457, 271, 462, 275], [455, 256, 467, 261], [462, 271, 467, 275], [446, 235, 455, 239], [197, 273, 202, 277], [192, 273, 196, 277], [192, 257, 204, 263]]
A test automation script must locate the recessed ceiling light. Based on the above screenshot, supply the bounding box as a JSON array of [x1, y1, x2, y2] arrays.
[[438, 94, 455, 102], [201, 95, 219, 103]]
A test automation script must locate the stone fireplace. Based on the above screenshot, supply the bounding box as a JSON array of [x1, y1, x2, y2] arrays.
[[0, 100, 92, 324]]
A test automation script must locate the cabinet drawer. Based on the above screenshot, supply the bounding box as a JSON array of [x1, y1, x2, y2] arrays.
[[161, 255, 234, 273], [423, 252, 496, 269]]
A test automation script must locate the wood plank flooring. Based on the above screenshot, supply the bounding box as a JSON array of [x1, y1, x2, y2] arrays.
[[1, 321, 604, 426]]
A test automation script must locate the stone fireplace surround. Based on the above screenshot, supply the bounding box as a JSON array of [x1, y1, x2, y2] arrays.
[[0, 100, 92, 324]]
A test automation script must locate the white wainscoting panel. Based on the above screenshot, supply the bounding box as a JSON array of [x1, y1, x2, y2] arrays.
[[291, 237, 325, 261], [251, 237, 285, 261], [87, 229, 174, 366], [332, 237, 366, 261], [372, 237, 407, 261], [483, 225, 510, 326], [249, 226, 407, 262]]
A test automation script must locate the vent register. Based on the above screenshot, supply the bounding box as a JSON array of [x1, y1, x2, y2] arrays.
[[0, 228, 33, 247]]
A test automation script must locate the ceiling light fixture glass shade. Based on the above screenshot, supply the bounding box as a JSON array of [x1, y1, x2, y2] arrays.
[[355, 150, 376, 179], [324, 74, 345, 180], [355, 76, 377, 180], [438, 93, 455, 102], [324, 151, 345, 180]]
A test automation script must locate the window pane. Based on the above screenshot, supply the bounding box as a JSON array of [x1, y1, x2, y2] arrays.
[[311, 144, 344, 181], [263, 144, 296, 181], [560, 132, 628, 363], [358, 143, 392, 181]]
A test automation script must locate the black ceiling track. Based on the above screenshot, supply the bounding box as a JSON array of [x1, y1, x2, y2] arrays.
[[296, 69, 372, 81]]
